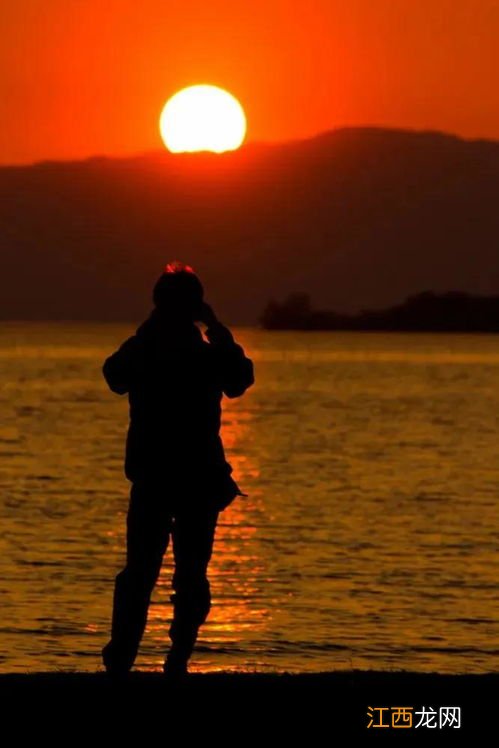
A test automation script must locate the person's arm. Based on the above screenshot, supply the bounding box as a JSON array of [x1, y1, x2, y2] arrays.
[[102, 335, 141, 395], [201, 303, 255, 399]]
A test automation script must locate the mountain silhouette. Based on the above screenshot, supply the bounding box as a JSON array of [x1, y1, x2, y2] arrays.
[[1, 127, 498, 323]]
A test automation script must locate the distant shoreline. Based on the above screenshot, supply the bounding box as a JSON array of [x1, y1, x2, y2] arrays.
[[260, 290, 499, 333]]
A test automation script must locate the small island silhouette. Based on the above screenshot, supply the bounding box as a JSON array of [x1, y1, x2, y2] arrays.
[[260, 290, 499, 332]]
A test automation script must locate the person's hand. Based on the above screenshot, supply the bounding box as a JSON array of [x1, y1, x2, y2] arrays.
[[198, 301, 219, 327]]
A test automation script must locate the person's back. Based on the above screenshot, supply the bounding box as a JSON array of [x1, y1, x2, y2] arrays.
[[101, 262, 255, 676]]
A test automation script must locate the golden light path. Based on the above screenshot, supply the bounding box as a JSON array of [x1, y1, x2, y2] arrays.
[[144, 389, 266, 673], [159, 84, 247, 153]]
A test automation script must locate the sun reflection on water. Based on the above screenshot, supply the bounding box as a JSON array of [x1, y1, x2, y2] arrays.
[[135, 393, 270, 671], [2, 325, 499, 674]]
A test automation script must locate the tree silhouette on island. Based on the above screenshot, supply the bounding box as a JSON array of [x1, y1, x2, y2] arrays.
[[260, 290, 499, 332]]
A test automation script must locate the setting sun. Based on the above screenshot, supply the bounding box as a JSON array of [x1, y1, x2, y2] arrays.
[[159, 85, 247, 154]]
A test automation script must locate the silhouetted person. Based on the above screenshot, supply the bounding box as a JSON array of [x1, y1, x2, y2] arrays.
[[101, 261, 255, 677]]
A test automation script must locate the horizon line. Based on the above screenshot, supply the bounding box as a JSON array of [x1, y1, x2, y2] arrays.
[[1, 123, 498, 170]]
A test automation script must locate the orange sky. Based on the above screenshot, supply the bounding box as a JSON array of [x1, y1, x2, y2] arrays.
[[1, 0, 498, 165]]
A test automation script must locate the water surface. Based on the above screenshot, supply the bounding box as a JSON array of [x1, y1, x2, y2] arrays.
[[0, 323, 498, 673]]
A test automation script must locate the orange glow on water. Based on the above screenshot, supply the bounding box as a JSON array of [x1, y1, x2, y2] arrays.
[[137, 385, 266, 672], [4, 325, 499, 675]]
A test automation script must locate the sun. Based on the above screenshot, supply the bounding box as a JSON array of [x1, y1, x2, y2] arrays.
[[159, 85, 247, 154]]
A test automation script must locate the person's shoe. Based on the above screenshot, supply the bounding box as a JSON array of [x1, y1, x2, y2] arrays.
[[102, 641, 133, 678], [163, 651, 189, 682]]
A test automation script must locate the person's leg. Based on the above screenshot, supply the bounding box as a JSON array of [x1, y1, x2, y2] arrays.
[[102, 481, 173, 673], [165, 505, 219, 673]]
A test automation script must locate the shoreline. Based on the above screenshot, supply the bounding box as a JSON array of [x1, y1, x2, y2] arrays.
[[0, 669, 499, 703], [1, 669, 496, 731], [2, 667, 496, 690]]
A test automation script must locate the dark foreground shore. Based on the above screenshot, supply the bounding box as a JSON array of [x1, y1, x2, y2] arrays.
[[0, 670, 496, 736]]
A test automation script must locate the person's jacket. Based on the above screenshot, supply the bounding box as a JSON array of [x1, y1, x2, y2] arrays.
[[102, 311, 255, 510]]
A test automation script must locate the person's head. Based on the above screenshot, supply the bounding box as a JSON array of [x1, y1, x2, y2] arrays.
[[152, 260, 204, 322]]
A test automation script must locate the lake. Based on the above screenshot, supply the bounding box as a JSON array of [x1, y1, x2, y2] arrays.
[[0, 323, 498, 673]]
